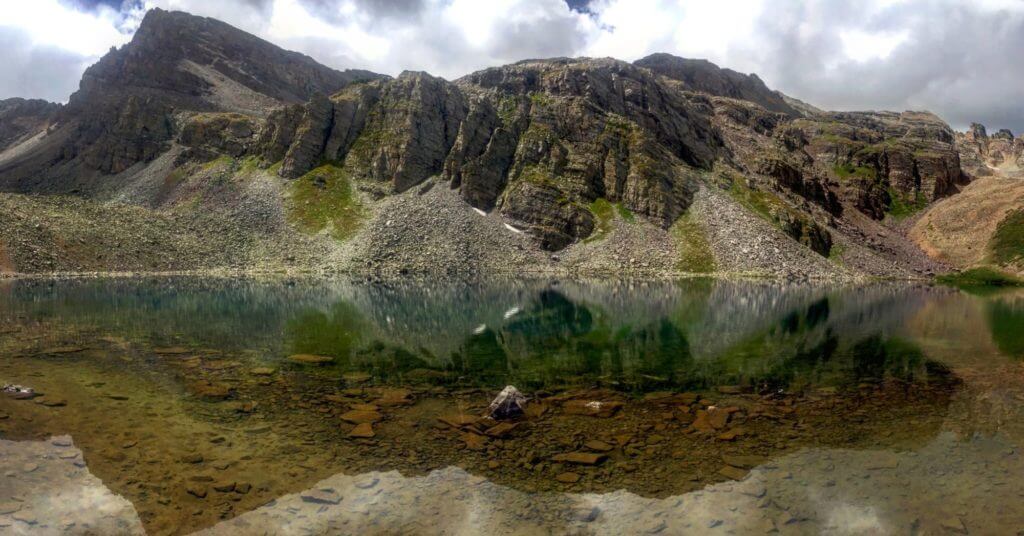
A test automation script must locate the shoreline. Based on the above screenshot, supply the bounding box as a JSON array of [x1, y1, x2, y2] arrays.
[[0, 266, 933, 284]]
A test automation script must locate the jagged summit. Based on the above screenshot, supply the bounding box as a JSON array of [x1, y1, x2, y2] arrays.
[[70, 8, 381, 112]]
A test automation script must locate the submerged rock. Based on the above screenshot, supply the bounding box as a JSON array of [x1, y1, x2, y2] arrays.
[[563, 399, 623, 418], [2, 384, 35, 399], [552, 452, 607, 466], [287, 354, 335, 365], [349, 423, 375, 439], [487, 385, 527, 420], [340, 409, 382, 424]]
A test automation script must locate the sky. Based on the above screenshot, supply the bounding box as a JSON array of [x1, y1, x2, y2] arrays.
[[2, 0, 1023, 133]]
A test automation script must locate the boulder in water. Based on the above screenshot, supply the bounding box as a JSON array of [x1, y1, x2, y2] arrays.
[[487, 385, 527, 420]]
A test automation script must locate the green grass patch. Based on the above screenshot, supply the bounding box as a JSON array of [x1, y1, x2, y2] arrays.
[[886, 188, 928, 219], [584, 198, 634, 243], [989, 209, 1024, 265], [497, 95, 519, 126], [816, 134, 862, 147], [201, 155, 235, 172], [828, 243, 846, 264], [937, 267, 1024, 289], [287, 165, 364, 241], [616, 203, 635, 222], [529, 92, 553, 107], [238, 156, 261, 175], [519, 165, 559, 189], [727, 179, 785, 222], [833, 163, 876, 181], [671, 211, 716, 273]]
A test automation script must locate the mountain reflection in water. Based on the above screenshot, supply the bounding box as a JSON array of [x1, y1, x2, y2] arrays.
[[0, 278, 1023, 534]]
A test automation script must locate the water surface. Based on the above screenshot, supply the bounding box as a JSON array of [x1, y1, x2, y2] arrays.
[[0, 278, 1022, 534]]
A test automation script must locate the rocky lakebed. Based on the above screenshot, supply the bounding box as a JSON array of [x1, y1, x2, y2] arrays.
[[0, 276, 1023, 534]]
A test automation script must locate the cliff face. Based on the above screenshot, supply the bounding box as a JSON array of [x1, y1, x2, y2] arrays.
[[0, 7, 385, 188], [792, 111, 967, 219], [0, 8, 979, 276], [260, 58, 722, 249]]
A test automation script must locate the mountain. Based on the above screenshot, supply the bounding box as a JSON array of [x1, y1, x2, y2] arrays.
[[634, 53, 800, 116], [0, 8, 384, 192], [0, 8, 990, 279]]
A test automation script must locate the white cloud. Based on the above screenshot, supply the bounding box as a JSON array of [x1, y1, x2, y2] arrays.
[[839, 29, 909, 62], [0, 0, 133, 56]]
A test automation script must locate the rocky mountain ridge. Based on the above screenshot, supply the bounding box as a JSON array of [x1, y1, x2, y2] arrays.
[[0, 8, 995, 279], [957, 123, 1023, 178]]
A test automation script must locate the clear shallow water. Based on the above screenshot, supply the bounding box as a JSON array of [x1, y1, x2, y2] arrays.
[[0, 277, 1022, 534]]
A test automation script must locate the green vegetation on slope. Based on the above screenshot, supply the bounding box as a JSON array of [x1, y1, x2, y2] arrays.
[[670, 211, 715, 273], [886, 188, 928, 219], [585, 198, 634, 243], [287, 164, 364, 240], [989, 209, 1024, 265], [833, 163, 876, 181], [937, 267, 1024, 289], [724, 176, 831, 256]]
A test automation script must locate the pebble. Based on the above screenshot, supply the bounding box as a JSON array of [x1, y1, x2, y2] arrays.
[[213, 482, 236, 493], [719, 465, 749, 480], [555, 472, 581, 483], [186, 485, 208, 499], [349, 423, 375, 438], [584, 440, 614, 452], [571, 506, 600, 522], [341, 410, 383, 424], [552, 452, 607, 465]]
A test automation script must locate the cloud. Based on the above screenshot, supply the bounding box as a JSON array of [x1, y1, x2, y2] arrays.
[[0, 27, 96, 102], [736, 0, 1024, 132], [1, 0, 1023, 133]]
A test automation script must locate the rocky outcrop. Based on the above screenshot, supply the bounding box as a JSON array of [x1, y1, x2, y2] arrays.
[[636, 54, 800, 117], [178, 112, 257, 161], [280, 93, 334, 178], [443, 58, 720, 247], [956, 123, 1024, 178], [0, 98, 59, 152], [791, 111, 966, 219], [343, 72, 466, 193]]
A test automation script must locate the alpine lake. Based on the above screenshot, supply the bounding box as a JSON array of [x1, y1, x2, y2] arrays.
[[1, 277, 1024, 535]]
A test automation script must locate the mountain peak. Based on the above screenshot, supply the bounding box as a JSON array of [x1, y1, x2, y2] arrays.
[[68, 8, 383, 117], [635, 53, 799, 117]]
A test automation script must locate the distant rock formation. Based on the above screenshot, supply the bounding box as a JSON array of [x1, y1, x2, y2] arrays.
[[957, 122, 1024, 178]]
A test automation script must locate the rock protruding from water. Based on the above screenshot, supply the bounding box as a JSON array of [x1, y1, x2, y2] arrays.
[[488, 385, 527, 420]]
